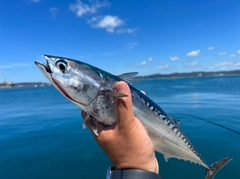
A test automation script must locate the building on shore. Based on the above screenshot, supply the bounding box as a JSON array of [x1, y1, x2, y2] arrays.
[[0, 82, 15, 88]]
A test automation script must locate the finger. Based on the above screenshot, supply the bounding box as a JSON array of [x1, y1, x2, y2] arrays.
[[114, 81, 135, 129], [81, 110, 112, 136]]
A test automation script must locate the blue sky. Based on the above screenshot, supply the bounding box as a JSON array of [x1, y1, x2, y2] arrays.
[[0, 0, 240, 83]]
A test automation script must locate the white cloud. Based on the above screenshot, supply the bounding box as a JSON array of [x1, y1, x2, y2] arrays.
[[0, 63, 31, 69], [136, 57, 154, 66], [215, 61, 234, 70], [188, 61, 198, 67], [215, 61, 233, 67], [209, 60, 240, 70], [69, 0, 109, 17], [126, 42, 138, 49], [214, 61, 240, 70], [237, 50, 240, 54], [116, 28, 138, 34], [148, 57, 153, 61], [88, 16, 124, 33], [208, 46, 214, 51], [32, 0, 41, 2], [102, 52, 116, 56], [219, 51, 227, 55], [69, 1, 137, 34], [0, 65, 12, 69], [229, 54, 236, 58], [137, 61, 147, 66], [186, 50, 200, 57], [49, 7, 57, 18], [158, 64, 169, 69], [170, 56, 180, 61], [208, 66, 215, 70]]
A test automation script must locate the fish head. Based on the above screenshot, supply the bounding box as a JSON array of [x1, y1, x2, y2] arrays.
[[35, 55, 101, 110]]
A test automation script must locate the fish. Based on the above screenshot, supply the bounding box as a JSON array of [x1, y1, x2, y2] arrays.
[[35, 54, 232, 179]]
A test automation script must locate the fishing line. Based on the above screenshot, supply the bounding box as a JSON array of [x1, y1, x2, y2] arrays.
[[174, 113, 240, 135]]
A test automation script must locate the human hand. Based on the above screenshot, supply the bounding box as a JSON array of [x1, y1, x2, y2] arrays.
[[81, 81, 159, 174]]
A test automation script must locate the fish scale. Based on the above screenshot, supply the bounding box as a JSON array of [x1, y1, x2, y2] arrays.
[[131, 82, 202, 157], [35, 54, 232, 179], [130, 88, 205, 165]]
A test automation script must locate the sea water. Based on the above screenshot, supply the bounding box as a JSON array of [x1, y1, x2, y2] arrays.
[[0, 76, 239, 179]]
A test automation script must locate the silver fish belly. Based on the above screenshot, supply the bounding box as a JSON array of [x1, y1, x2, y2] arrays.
[[35, 54, 232, 179]]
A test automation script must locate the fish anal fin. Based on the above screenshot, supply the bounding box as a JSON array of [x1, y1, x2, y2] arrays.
[[163, 155, 171, 162], [205, 157, 232, 179], [118, 72, 138, 85]]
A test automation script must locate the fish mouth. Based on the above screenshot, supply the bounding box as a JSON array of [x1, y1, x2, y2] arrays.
[[34, 61, 52, 74], [34, 57, 88, 107]]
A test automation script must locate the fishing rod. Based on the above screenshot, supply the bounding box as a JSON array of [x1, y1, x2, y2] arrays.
[[174, 113, 240, 135]]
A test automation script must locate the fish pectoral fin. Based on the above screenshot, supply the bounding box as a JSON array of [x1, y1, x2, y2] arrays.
[[118, 72, 138, 85], [82, 113, 90, 129], [90, 116, 99, 136], [82, 114, 100, 136], [107, 91, 128, 99], [100, 90, 128, 102], [163, 155, 171, 162]]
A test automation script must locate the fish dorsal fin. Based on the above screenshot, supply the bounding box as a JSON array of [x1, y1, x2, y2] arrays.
[[118, 72, 138, 85]]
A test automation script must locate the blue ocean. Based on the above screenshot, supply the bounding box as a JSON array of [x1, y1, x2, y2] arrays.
[[0, 76, 239, 179]]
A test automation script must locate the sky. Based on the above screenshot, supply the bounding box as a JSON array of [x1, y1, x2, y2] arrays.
[[0, 0, 240, 83]]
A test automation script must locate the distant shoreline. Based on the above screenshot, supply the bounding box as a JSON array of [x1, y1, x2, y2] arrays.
[[0, 82, 52, 89], [134, 70, 240, 81], [134, 73, 240, 81], [1, 70, 240, 89]]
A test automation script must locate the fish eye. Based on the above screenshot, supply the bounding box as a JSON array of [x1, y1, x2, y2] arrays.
[[55, 60, 67, 72]]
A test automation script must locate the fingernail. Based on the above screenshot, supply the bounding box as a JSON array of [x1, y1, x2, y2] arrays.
[[115, 82, 128, 93]]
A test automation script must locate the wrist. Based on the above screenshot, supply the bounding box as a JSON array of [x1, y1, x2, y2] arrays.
[[106, 166, 161, 179], [113, 157, 159, 174]]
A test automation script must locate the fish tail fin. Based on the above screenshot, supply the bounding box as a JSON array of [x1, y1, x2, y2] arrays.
[[205, 157, 232, 179]]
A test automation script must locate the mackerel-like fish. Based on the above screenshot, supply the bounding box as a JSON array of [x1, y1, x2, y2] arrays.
[[35, 55, 232, 179]]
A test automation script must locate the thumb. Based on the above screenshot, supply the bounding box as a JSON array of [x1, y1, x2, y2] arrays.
[[114, 81, 135, 129]]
